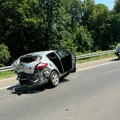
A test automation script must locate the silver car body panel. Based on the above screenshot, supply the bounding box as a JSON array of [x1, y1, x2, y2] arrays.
[[12, 49, 76, 86], [13, 51, 61, 75]]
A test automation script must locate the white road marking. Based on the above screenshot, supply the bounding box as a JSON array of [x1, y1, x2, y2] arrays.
[[0, 85, 13, 90], [0, 61, 117, 91]]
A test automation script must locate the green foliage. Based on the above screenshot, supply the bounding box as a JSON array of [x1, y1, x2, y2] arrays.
[[114, 0, 120, 13], [0, 0, 120, 64], [66, 0, 82, 31], [0, 70, 15, 79], [61, 38, 78, 53], [0, 44, 10, 66], [0, 0, 43, 58], [82, 0, 95, 27], [75, 26, 93, 52], [110, 14, 120, 46], [88, 3, 110, 51]]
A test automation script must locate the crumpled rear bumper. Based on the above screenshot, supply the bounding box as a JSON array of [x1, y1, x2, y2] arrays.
[[17, 69, 50, 86]]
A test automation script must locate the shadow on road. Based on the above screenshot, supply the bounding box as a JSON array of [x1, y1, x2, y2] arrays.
[[7, 79, 69, 95], [110, 57, 119, 61]]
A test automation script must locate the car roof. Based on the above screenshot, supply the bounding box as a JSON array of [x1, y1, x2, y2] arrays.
[[32, 50, 56, 56], [20, 50, 56, 58]]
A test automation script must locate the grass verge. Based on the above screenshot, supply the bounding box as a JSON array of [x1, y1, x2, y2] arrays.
[[77, 53, 115, 64], [0, 70, 16, 79]]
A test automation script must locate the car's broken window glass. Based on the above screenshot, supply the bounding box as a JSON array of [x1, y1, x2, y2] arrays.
[[20, 56, 41, 63]]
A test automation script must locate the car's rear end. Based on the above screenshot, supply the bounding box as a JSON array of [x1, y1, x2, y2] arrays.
[[12, 53, 50, 86]]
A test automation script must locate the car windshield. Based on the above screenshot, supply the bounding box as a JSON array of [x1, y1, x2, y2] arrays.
[[20, 55, 42, 63]]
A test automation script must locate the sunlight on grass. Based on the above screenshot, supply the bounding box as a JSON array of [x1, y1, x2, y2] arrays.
[[0, 70, 16, 79], [77, 53, 115, 64]]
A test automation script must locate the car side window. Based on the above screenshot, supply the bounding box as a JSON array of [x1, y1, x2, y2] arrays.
[[56, 49, 72, 72], [47, 52, 58, 60], [56, 49, 71, 58], [47, 52, 63, 73]]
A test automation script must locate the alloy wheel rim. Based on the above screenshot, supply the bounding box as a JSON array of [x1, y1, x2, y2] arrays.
[[52, 73, 59, 85]]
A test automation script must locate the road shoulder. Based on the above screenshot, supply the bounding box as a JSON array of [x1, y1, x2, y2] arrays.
[[76, 57, 116, 70]]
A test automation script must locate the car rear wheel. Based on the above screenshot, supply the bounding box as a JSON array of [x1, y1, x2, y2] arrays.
[[49, 71, 59, 87]]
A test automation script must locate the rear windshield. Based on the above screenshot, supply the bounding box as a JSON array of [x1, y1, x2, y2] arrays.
[[20, 55, 41, 63]]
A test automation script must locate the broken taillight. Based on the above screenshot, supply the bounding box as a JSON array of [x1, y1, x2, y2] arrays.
[[36, 63, 48, 70]]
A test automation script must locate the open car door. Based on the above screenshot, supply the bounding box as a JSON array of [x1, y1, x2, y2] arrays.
[[56, 49, 76, 73]]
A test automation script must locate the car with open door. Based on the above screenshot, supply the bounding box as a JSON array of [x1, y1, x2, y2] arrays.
[[12, 49, 76, 88]]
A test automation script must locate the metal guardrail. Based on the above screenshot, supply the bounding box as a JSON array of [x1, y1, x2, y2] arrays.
[[0, 50, 115, 72], [76, 50, 115, 60], [0, 66, 14, 72]]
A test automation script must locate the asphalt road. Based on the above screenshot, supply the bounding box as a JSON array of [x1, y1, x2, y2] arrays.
[[0, 58, 120, 120]]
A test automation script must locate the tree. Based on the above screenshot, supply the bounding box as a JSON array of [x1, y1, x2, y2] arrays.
[[0, 0, 41, 57], [61, 38, 78, 53], [82, 0, 95, 27], [112, 0, 120, 47], [66, 0, 83, 31], [0, 0, 119, 63], [114, 0, 120, 13], [110, 14, 120, 46], [75, 26, 93, 52], [89, 3, 110, 50], [0, 44, 10, 66], [39, 0, 67, 49]]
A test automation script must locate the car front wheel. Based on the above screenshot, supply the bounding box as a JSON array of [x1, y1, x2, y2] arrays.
[[49, 71, 59, 87]]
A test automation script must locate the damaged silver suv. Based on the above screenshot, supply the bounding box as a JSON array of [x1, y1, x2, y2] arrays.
[[12, 49, 76, 88]]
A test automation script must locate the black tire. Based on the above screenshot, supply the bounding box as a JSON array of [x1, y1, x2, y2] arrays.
[[49, 71, 59, 87]]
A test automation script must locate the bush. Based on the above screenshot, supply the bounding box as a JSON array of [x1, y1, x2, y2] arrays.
[[0, 44, 10, 66], [61, 38, 78, 54]]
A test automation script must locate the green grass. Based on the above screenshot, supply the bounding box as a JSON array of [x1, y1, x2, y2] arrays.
[[0, 70, 16, 79], [77, 53, 115, 64]]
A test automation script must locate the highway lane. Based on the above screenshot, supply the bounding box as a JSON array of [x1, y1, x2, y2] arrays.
[[0, 57, 115, 89], [0, 58, 120, 120]]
